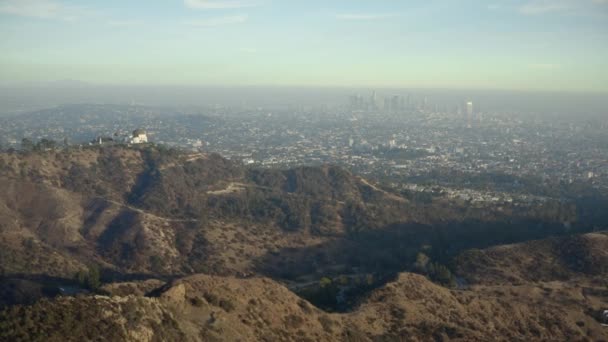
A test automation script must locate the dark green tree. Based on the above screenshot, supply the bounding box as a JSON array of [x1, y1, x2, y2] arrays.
[[21, 138, 34, 152], [149, 255, 165, 273], [76, 270, 87, 286], [427, 262, 456, 288], [35, 139, 57, 151], [75, 265, 101, 291], [86, 265, 101, 290], [413, 252, 430, 273]]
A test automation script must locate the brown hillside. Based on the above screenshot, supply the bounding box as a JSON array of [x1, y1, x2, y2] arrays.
[[456, 232, 608, 285], [2, 270, 606, 341]]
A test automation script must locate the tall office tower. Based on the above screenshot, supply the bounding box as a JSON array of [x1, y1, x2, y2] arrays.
[[384, 98, 391, 112], [406, 94, 411, 109], [357, 95, 365, 110], [388, 138, 397, 149], [399, 96, 405, 111], [350, 94, 365, 111], [423, 96, 428, 111], [349, 95, 358, 110], [370, 91, 378, 110], [466, 101, 474, 117], [391, 95, 400, 113], [466, 101, 474, 127]]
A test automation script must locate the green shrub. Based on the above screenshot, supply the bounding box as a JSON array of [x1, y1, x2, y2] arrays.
[[190, 296, 205, 307], [203, 292, 220, 306], [219, 299, 235, 312]]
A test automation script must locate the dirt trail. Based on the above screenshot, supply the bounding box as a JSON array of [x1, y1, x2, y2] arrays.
[[358, 177, 407, 202], [159, 153, 207, 171], [95, 197, 199, 223], [206, 182, 247, 195]]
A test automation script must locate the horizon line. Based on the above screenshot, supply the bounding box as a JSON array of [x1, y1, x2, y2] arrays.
[[0, 81, 606, 95]]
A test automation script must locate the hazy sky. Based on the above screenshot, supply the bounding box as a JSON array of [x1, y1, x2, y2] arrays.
[[1, 0, 607, 92]]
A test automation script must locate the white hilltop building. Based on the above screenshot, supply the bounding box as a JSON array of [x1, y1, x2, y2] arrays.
[[128, 129, 148, 144]]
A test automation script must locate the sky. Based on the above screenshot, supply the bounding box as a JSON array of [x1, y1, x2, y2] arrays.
[[0, 0, 607, 92]]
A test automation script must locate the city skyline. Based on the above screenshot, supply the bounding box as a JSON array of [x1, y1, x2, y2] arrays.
[[0, 0, 607, 92]]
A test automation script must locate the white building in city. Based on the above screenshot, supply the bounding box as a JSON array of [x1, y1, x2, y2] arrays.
[[129, 129, 148, 144]]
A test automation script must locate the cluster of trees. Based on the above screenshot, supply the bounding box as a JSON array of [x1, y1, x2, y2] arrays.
[[149, 255, 166, 274], [298, 274, 382, 312], [20, 138, 65, 152], [413, 252, 457, 288], [398, 189, 437, 204], [74, 266, 101, 291], [306, 277, 340, 310], [0, 141, 19, 153], [373, 147, 432, 161]]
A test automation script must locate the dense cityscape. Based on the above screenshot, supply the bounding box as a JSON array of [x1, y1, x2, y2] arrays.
[[1, 92, 607, 207]]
